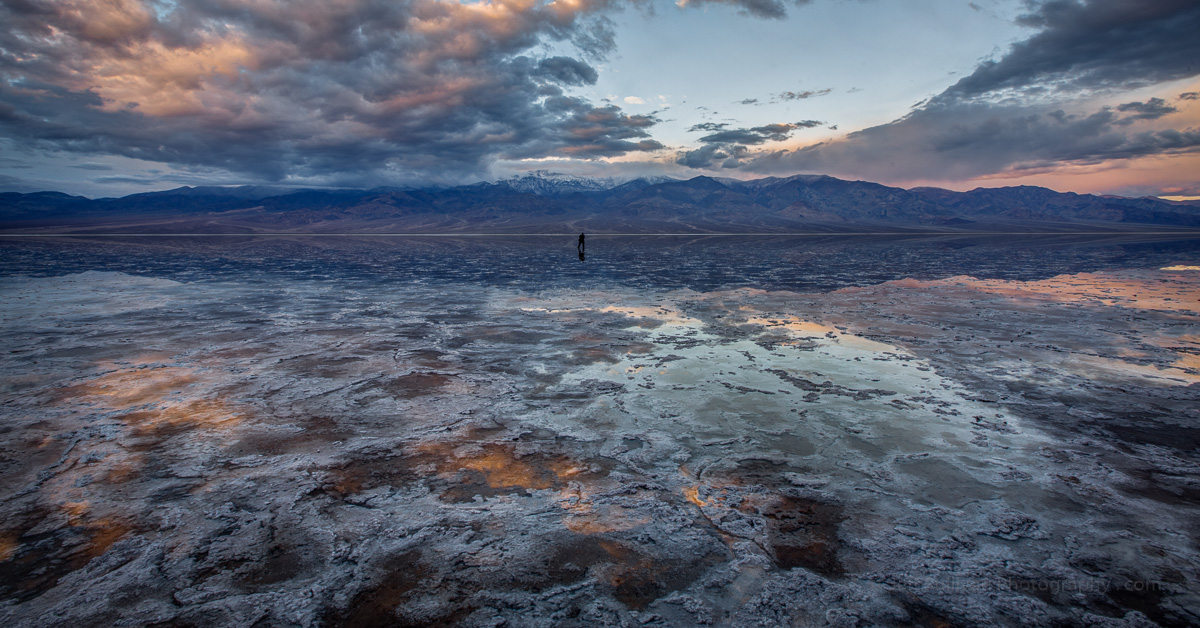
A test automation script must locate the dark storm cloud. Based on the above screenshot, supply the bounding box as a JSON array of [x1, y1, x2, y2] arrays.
[[744, 101, 1200, 180], [941, 0, 1200, 101], [0, 174, 43, 191], [722, 0, 1200, 181], [699, 121, 822, 145], [678, 0, 812, 20], [678, 120, 822, 168], [517, 96, 664, 158], [1114, 98, 1177, 124], [0, 156, 33, 170], [535, 57, 600, 86], [1178, 92, 1199, 101], [0, 0, 660, 185], [676, 143, 751, 169]]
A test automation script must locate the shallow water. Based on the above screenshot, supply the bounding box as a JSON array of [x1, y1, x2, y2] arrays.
[[1, 235, 1199, 626], [2, 233, 1198, 287]]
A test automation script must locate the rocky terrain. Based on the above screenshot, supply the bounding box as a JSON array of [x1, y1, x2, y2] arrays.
[[1, 243, 1198, 626]]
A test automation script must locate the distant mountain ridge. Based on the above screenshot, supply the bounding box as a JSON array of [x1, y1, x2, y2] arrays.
[[2, 173, 1199, 234]]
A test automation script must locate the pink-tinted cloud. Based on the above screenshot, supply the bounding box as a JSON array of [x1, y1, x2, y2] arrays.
[[0, 0, 661, 184], [694, 0, 1200, 194]]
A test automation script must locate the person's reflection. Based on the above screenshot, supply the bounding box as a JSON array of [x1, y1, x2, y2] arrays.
[[577, 232, 585, 262]]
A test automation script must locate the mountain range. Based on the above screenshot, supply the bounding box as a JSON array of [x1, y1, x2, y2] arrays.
[[2, 172, 1199, 234]]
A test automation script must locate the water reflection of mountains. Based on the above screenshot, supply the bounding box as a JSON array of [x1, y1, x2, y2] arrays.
[[3, 234, 1198, 293]]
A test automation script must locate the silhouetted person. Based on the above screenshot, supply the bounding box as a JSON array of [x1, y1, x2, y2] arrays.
[[577, 233, 585, 262]]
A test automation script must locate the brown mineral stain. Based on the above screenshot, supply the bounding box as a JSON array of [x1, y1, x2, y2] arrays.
[[102, 457, 143, 484], [325, 551, 438, 628], [0, 509, 137, 603], [326, 441, 612, 503], [740, 494, 845, 577], [596, 539, 726, 611], [426, 443, 609, 501], [57, 366, 247, 439], [689, 461, 846, 577], [120, 399, 242, 432], [0, 532, 17, 562], [560, 497, 651, 534], [460, 446, 555, 490], [57, 366, 198, 407], [377, 372, 453, 399], [79, 517, 134, 561]]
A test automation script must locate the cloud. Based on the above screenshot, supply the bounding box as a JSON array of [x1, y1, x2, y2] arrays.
[[91, 175, 159, 185], [698, 121, 822, 145], [0, 174, 43, 192], [728, 0, 1200, 183], [738, 98, 759, 105], [523, 97, 664, 158], [674, 0, 812, 20], [0, 0, 663, 186], [678, 120, 822, 168], [624, 96, 647, 105], [773, 88, 832, 102], [1114, 97, 1177, 124], [1156, 184, 1200, 197], [744, 101, 1200, 181], [941, 0, 1200, 102], [676, 143, 751, 169], [1179, 92, 1199, 101], [536, 57, 600, 86]]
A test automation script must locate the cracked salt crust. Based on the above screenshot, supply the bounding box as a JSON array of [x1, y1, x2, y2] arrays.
[[1, 268, 1198, 626]]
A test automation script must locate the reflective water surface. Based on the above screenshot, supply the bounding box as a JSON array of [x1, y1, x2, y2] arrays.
[[1, 235, 1199, 626], [3, 233, 1199, 288]]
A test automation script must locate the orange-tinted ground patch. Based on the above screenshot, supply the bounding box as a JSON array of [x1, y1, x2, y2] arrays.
[[882, 270, 1199, 314], [57, 366, 245, 434], [0, 504, 139, 603], [559, 487, 653, 534], [327, 440, 613, 504]]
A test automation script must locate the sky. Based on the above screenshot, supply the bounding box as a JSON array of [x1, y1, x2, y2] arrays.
[[0, 0, 1198, 198]]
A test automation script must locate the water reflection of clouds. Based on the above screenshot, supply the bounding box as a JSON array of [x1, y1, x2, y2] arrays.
[[1, 249, 1199, 625]]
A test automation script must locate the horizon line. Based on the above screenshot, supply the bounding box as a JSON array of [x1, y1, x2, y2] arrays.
[[3, 231, 1200, 238], [6, 172, 1198, 201]]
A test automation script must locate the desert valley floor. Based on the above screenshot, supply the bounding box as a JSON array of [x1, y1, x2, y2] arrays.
[[0, 236, 1198, 627]]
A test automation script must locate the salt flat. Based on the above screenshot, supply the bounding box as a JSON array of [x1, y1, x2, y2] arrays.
[[0, 237, 1198, 626]]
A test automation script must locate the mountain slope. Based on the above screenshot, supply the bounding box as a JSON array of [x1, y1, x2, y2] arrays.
[[2, 174, 1198, 233]]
